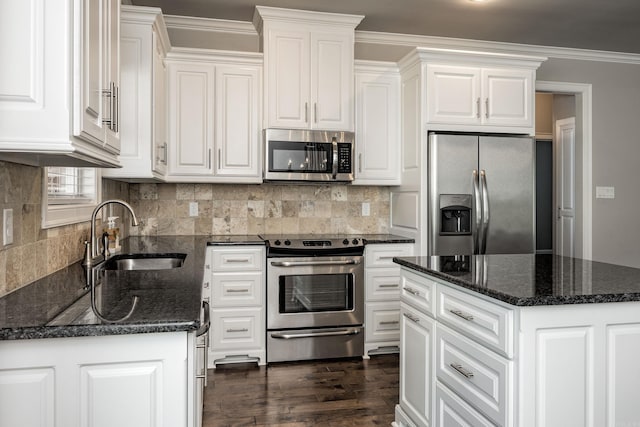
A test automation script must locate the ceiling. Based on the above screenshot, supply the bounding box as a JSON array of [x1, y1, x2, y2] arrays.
[[130, 0, 640, 54]]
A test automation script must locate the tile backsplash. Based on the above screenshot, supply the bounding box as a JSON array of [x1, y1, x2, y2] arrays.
[[0, 161, 129, 297], [129, 183, 390, 236]]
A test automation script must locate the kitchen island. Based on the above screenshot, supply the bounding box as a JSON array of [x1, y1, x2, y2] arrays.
[[393, 254, 640, 427], [0, 236, 210, 427]]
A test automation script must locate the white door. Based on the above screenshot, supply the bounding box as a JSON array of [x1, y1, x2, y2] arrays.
[[555, 117, 576, 257]]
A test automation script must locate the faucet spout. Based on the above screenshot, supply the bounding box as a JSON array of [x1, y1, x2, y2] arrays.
[[89, 199, 139, 263]]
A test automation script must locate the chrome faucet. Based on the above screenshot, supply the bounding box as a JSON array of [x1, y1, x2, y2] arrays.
[[85, 199, 139, 267]]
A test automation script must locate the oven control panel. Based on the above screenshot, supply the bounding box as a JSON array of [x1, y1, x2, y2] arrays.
[[265, 236, 364, 256]]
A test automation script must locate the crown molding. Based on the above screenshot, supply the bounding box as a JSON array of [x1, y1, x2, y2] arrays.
[[162, 14, 640, 65], [355, 31, 640, 65], [164, 14, 257, 35]]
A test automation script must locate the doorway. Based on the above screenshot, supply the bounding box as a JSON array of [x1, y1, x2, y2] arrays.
[[535, 81, 593, 260]]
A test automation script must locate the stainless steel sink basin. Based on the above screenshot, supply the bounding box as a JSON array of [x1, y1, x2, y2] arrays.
[[101, 253, 186, 271]]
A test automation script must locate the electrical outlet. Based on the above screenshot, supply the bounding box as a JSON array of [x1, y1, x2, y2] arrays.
[[596, 186, 615, 199], [3, 208, 13, 245], [361, 202, 370, 217], [189, 202, 199, 217]]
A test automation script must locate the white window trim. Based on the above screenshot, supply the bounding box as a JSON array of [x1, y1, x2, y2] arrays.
[[42, 169, 102, 229]]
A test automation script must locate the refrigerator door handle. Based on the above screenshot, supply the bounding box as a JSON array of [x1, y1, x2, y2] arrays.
[[472, 169, 481, 254], [480, 170, 490, 254]]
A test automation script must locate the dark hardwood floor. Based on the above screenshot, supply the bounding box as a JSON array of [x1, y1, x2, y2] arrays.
[[202, 354, 399, 427]]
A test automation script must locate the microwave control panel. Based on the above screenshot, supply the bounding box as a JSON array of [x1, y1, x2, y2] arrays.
[[337, 143, 352, 173]]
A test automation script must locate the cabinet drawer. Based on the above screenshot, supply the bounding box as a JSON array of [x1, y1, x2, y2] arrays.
[[211, 308, 264, 351], [366, 302, 400, 343], [436, 325, 512, 427], [211, 247, 264, 272], [400, 270, 435, 317], [211, 272, 263, 308], [435, 383, 494, 427], [366, 244, 413, 268], [366, 268, 401, 301], [437, 284, 514, 358]]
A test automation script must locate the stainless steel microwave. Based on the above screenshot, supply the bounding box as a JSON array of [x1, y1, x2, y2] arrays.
[[263, 129, 355, 182]]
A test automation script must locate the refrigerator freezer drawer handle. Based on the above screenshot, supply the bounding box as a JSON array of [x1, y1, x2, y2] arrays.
[[472, 170, 481, 254], [480, 170, 489, 254]]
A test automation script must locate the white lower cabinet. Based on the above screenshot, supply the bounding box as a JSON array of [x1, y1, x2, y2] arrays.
[[208, 245, 266, 367], [364, 243, 414, 357], [0, 332, 194, 427], [397, 266, 640, 427]]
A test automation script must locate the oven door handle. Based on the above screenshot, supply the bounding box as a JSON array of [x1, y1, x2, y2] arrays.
[[270, 328, 361, 340], [270, 259, 360, 267]]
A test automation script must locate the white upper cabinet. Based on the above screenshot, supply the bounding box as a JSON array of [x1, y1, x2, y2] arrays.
[[103, 5, 170, 181], [254, 6, 363, 131], [426, 64, 534, 129], [353, 61, 401, 185], [0, 0, 121, 167], [165, 49, 262, 183], [400, 47, 545, 135]]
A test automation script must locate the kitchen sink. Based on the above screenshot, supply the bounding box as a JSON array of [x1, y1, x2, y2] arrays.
[[101, 253, 187, 271]]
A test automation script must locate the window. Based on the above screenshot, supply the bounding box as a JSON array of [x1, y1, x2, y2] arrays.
[[42, 167, 101, 228]]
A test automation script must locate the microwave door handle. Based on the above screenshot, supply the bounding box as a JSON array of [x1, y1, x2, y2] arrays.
[[331, 137, 338, 179]]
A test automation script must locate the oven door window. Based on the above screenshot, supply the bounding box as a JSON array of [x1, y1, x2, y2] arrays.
[[269, 141, 332, 173], [279, 274, 354, 313]]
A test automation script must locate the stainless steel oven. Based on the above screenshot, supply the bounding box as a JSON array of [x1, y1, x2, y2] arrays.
[[264, 236, 365, 363]]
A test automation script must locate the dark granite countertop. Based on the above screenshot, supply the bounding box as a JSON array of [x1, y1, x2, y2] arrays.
[[207, 235, 266, 246], [361, 234, 415, 244], [394, 254, 640, 306], [0, 236, 208, 340]]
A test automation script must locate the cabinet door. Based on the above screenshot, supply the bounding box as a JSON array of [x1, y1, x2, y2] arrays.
[[354, 69, 400, 184], [215, 65, 260, 178], [152, 30, 167, 176], [400, 302, 435, 427], [167, 62, 214, 175], [482, 68, 534, 127], [311, 32, 353, 131], [426, 64, 480, 125], [265, 29, 310, 129], [75, 0, 107, 145]]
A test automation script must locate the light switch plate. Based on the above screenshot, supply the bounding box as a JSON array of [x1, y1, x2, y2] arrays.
[[3, 208, 13, 245], [596, 186, 615, 199], [189, 202, 199, 217], [361, 202, 370, 217]]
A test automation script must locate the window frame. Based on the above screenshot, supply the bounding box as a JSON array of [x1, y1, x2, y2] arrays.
[[42, 167, 102, 229]]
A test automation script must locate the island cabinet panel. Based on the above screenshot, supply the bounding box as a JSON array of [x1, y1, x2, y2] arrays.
[[0, 332, 192, 427]]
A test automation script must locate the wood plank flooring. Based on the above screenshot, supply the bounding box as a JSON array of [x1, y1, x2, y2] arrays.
[[202, 354, 399, 426]]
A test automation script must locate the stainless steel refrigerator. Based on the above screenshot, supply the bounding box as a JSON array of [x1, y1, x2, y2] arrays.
[[427, 132, 535, 256]]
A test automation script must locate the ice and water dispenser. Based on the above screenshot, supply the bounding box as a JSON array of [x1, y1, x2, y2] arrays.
[[439, 194, 472, 235]]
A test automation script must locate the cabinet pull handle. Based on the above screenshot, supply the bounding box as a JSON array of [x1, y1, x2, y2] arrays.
[[378, 256, 396, 260], [404, 286, 420, 296], [450, 363, 474, 379], [485, 98, 489, 118], [225, 258, 250, 263], [203, 282, 209, 289], [358, 153, 362, 173], [226, 288, 249, 293], [476, 97, 480, 118], [449, 309, 474, 321], [227, 328, 249, 333], [208, 149, 212, 169], [218, 148, 221, 170], [114, 83, 119, 132], [305, 102, 309, 123], [158, 143, 168, 164], [102, 84, 113, 127], [314, 102, 317, 123], [403, 312, 420, 323], [380, 320, 400, 325], [379, 284, 399, 288]]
